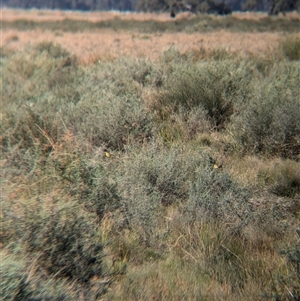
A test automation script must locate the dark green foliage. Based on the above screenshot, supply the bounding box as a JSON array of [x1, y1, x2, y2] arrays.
[[243, 0, 300, 13], [1, 0, 299, 13], [135, 0, 168, 12]]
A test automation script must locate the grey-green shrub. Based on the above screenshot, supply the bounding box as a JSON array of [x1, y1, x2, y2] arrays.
[[35, 41, 71, 59], [2, 42, 79, 105], [116, 143, 207, 245], [153, 60, 250, 131], [69, 92, 151, 150], [3, 199, 103, 284], [0, 43, 80, 171], [1, 254, 78, 301], [61, 58, 158, 150], [228, 61, 300, 158], [1, 47, 155, 160], [184, 163, 253, 234], [48, 151, 121, 219]]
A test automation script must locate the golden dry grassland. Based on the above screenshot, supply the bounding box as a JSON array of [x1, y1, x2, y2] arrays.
[[2, 9, 298, 64]]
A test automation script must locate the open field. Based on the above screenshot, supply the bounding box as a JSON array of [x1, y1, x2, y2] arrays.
[[2, 9, 299, 64], [2, 29, 283, 64], [2, 8, 300, 22], [1, 9, 300, 301]]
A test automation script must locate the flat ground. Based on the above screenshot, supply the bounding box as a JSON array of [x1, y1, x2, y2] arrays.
[[2, 9, 298, 64], [1, 8, 300, 301]]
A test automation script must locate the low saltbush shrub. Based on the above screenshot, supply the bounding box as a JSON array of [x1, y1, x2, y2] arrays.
[[26, 206, 103, 284], [228, 61, 300, 158], [116, 143, 208, 245], [3, 199, 103, 284], [184, 163, 253, 236], [152, 60, 250, 132], [1, 253, 77, 301]]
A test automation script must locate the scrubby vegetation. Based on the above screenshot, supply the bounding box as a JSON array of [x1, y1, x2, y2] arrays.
[[1, 18, 300, 301], [1, 14, 300, 33]]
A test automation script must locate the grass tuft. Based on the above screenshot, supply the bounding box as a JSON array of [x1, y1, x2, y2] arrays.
[[280, 36, 300, 61]]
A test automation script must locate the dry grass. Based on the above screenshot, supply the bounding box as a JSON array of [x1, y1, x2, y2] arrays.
[[2, 8, 300, 22], [2, 9, 298, 64], [2, 28, 283, 64], [1, 9, 178, 22]]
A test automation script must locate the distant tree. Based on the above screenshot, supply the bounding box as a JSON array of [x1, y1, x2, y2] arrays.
[[226, 0, 245, 10], [167, 0, 232, 17], [242, 0, 299, 13], [0, 0, 136, 10], [267, 0, 299, 15], [135, 0, 168, 12], [1, 0, 297, 12]]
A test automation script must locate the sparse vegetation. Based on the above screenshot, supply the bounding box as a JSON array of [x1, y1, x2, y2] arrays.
[[1, 11, 300, 301], [1, 14, 300, 33]]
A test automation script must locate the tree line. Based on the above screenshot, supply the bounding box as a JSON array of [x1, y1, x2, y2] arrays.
[[1, 0, 299, 14]]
